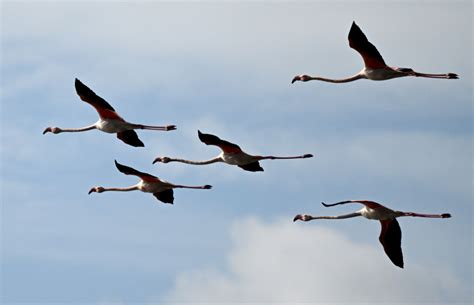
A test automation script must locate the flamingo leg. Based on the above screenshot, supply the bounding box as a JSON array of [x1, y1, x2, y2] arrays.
[[413, 72, 458, 79], [133, 124, 177, 131]]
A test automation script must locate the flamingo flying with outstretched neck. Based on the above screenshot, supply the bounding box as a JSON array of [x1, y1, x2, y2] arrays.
[[153, 130, 313, 172], [293, 200, 451, 268], [88, 160, 212, 204], [43, 78, 176, 147], [292, 22, 458, 84]]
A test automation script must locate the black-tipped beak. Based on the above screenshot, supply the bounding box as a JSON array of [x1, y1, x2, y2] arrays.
[[204, 185, 212, 189], [442, 213, 452, 218], [293, 214, 302, 222], [291, 76, 301, 84], [152, 158, 159, 164], [88, 188, 95, 194], [303, 154, 313, 158], [43, 127, 51, 134]]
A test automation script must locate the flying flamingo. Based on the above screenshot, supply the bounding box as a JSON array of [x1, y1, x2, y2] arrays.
[[293, 200, 451, 268], [88, 160, 212, 204], [153, 130, 313, 172], [43, 78, 176, 147], [292, 21, 458, 84]]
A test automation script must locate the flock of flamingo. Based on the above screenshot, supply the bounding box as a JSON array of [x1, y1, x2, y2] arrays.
[[44, 22, 457, 268]]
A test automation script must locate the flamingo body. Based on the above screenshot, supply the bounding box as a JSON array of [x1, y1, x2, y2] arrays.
[[96, 118, 133, 133], [292, 21, 458, 84], [43, 78, 176, 147], [294, 200, 451, 268], [88, 160, 211, 204], [153, 130, 313, 172]]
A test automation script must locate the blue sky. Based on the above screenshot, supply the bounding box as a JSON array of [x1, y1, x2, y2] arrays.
[[1, 1, 472, 304]]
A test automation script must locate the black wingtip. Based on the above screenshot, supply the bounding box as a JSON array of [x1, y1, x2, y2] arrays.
[[114, 160, 122, 168]]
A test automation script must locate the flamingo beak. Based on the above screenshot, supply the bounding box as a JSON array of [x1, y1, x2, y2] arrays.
[[442, 213, 452, 218], [293, 214, 303, 222], [303, 154, 313, 158], [152, 157, 160, 164], [291, 75, 301, 84], [43, 127, 52, 134], [204, 185, 212, 189], [88, 187, 96, 194]]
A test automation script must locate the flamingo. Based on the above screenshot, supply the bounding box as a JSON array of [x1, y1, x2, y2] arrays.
[[292, 21, 458, 84], [153, 130, 313, 172], [43, 78, 176, 147], [293, 200, 451, 268], [88, 160, 212, 204]]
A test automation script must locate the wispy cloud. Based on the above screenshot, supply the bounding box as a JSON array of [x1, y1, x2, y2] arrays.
[[163, 217, 471, 304]]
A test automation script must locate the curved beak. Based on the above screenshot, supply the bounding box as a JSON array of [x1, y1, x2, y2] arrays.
[[152, 157, 160, 164], [291, 75, 301, 84], [88, 187, 96, 194], [293, 214, 303, 222], [43, 127, 52, 134]]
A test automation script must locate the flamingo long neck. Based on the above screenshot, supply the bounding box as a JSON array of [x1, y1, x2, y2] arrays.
[[309, 74, 365, 83], [58, 124, 97, 133], [102, 185, 140, 192], [311, 212, 362, 220], [167, 157, 222, 165]]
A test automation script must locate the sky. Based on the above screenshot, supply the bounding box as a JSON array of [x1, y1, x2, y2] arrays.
[[1, 1, 472, 304]]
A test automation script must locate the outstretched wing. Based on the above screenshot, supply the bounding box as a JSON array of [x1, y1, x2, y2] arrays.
[[322, 200, 386, 210], [75, 78, 123, 120], [379, 219, 404, 268], [238, 161, 264, 172], [198, 130, 242, 154], [117, 130, 145, 147], [114, 160, 157, 181], [348, 22, 387, 69], [153, 189, 174, 204]]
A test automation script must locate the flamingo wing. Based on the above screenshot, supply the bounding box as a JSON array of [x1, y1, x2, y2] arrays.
[[238, 161, 264, 172], [153, 189, 174, 204], [379, 219, 404, 268], [348, 22, 387, 69], [114, 160, 158, 182], [75, 78, 123, 120], [322, 200, 386, 210], [117, 130, 145, 147], [198, 130, 242, 153]]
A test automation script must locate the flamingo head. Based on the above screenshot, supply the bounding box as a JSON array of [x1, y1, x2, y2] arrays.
[[43, 127, 61, 134], [153, 156, 170, 164], [293, 214, 312, 222], [291, 74, 311, 83], [203, 185, 212, 189], [88, 186, 105, 194]]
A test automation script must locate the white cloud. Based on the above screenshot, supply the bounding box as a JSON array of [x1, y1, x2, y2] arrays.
[[163, 217, 470, 304]]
